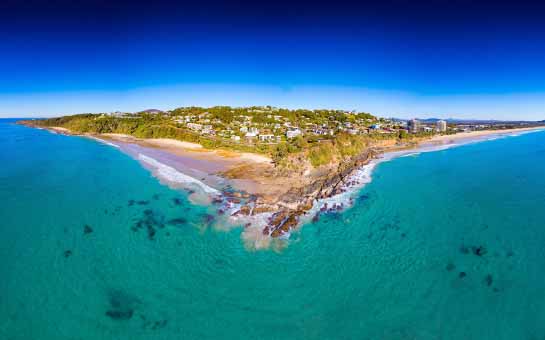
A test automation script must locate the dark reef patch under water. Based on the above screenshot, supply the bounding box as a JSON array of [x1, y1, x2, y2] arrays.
[[105, 289, 140, 321], [83, 224, 93, 235]]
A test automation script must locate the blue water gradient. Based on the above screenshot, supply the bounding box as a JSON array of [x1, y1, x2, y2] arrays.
[[1, 119, 545, 339]]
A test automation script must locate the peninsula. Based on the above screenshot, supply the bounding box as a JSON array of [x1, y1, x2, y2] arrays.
[[19, 106, 545, 248]]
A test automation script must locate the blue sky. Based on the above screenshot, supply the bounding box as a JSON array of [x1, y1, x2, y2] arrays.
[[1, 0, 544, 120]]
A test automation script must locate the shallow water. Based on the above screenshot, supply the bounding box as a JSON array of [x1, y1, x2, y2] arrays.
[[2, 119, 545, 339]]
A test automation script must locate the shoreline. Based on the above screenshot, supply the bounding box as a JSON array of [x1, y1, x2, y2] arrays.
[[18, 121, 545, 249], [427, 126, 544, 144]]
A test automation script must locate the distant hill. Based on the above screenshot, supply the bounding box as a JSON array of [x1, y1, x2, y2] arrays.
[[139, 109, 164, 114]]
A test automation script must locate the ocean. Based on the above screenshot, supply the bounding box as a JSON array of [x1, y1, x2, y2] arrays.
[[1, 118, 545, 340]]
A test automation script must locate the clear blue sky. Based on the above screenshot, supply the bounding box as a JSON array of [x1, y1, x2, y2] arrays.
[[1, 0, 544, 120]]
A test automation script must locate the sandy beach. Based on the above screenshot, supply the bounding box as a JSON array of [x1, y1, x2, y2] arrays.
[[41, 125, 545, 202], [428, 126, 544, 144]]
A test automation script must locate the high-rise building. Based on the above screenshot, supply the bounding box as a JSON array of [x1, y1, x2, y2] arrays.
[[436, 120, 447, 132], [408, 119, 420, 133]]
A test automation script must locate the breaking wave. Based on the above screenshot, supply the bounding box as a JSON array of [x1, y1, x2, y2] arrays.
[[138, 154, 219, 195]]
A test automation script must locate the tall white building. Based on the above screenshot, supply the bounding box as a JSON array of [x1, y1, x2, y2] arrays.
[[436, 120, 447, 132], [408, 119, 420, 133]]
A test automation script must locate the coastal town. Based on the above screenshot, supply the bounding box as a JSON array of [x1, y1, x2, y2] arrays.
[[103, 105, 539, 147]]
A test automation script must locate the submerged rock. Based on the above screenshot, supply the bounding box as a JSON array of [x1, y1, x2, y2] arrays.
[[151, 319, 168, 330], [472, 246, 488, 257], [484, 274, 493, 286], [203, 214, 215, 224], [105, 289, 139, 321], [459, 271, 467, 278], [446, 263, 456, 272], [459, 245, 470, 254], [167, 218, 187, 226], [83, 225, 93, 235], [133, 209, 165, 240], [106, 309, 134, 320], [63, 250, 72, 258]]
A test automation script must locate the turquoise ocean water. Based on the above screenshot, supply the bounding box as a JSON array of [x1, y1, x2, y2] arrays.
[[1, 118, 545, 339]]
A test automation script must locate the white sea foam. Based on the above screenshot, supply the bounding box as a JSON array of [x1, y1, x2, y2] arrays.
[[88, 136, 120, 148], [138, 154, 219, 195]]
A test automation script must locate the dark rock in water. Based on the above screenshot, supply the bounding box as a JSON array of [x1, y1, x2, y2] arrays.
[[105, 290, 139, 321], [128, 199, 135, 206], [446, 263, 456, 272], [459, 271, 467, 278], [459, 245, 470, 254], [167, 218, 187, 226], [137, 200, 149, 206], [83, 225, 93, 235], [151, 320, 168, 330], [133, 209, 165, 240], [152, 194, 160, 200], [484, 274, 493, 286], [203, 214, 215, 224], [472, 246, 488, 257], [63, 250, 72, 258], [147, 226, 156, 240], [106, 309, 133, 320], [172, 198, 183, 206], [358, 194, 369, 202]]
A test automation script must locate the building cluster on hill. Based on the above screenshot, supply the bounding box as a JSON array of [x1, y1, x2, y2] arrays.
[[109, 106, 415, 145], [105, 106, 537, 146]]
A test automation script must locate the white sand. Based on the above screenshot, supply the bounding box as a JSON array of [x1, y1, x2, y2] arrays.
[[430, 127, 544, 143], [146, 138, 204, 150]]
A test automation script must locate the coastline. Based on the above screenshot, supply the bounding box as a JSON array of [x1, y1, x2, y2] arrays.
[[17, 121, 545, 249], [427, 126, 544, 144]]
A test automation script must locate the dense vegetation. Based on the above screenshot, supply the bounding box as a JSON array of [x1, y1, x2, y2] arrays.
[[28, 106, 429, 167]]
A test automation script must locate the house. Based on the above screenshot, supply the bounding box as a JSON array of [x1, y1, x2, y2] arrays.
[[187, 123, 203, 131], [245, 131, 258, 139], [258, 134, 276, 142], [201, 125, 215, 135], [286, 128, 302, 139], [347, 129, 359, 135]]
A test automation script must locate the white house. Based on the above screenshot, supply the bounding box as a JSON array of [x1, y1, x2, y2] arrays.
[[187, 123, 203, 131], [258, 134, 276, 142], [286, 128, 302, 139]]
